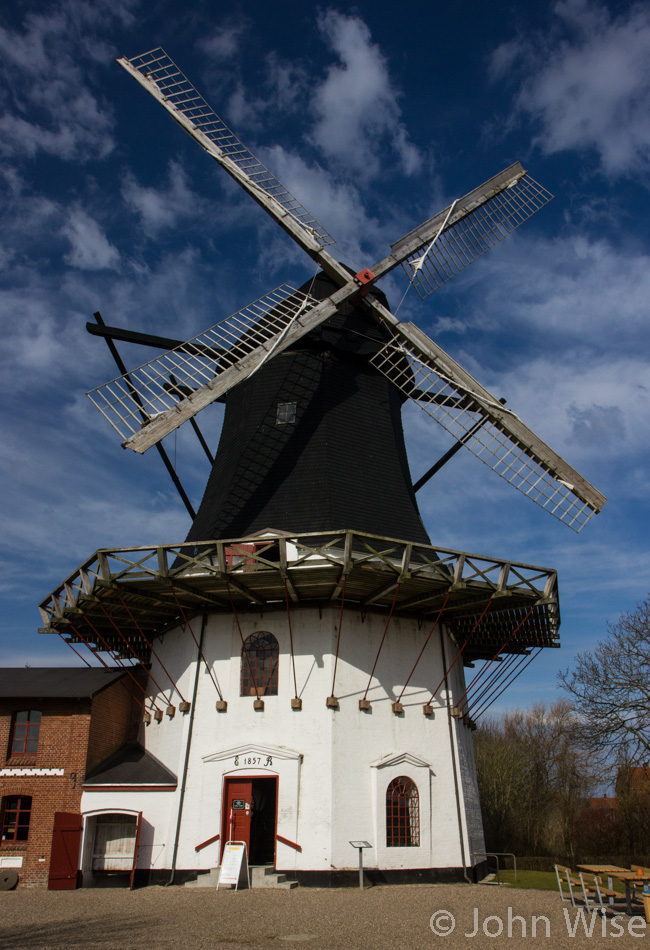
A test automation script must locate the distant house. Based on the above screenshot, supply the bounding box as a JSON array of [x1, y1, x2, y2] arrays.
[[588, 795, 617, 811], [617, 766, 650, 796], [0, 667, 145, 888], [586, 770, 650, 814]]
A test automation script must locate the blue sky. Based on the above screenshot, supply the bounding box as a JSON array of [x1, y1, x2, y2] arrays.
[[1, 0, 649, 716]]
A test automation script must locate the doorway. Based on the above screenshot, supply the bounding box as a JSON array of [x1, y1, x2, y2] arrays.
[[222, 776, 277, 865], [81, 812, 142, 888]]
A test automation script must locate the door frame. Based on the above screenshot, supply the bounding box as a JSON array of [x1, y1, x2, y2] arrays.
[[221, 775, 278, 866]]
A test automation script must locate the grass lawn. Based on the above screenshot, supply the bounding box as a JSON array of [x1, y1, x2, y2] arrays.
[[494, 870, 558, 891], [495, 869, 628, 895]]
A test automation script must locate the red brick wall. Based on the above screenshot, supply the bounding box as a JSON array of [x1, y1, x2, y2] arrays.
[[0, 698, 91, 887], [0, 671, 145, 887], [86, 672, 144, 773]]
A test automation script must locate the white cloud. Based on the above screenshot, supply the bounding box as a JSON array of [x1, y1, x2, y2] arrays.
[[62, 209, 120, 270], [0, 113, 80, 161], [259, 145, 383, 262], [200, 20, 248, 61], [121, 162, 198, 236], [0, 1, 131, 162], [566, 403, 624, 446], [310, 10, 421, 178], [226, 57, 309, 132], [265, 54, 308, 114], [0, 422, 190, 571], [496, 353, 650, 468], [226, 82, 265, 131], [480, 232, 650, 348], [0, 290, 72, 380], [491, 0, 650, 176], [0, 174, 58, 269]]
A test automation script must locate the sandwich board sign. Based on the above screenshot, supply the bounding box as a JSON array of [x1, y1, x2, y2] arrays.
[[217, 841, 249, 890]]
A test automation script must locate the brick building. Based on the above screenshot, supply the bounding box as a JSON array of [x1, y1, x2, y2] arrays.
[[0, 667, 142, 888]]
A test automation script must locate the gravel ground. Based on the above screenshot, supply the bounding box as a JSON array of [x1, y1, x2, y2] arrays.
[[0, 884, 648, 949]]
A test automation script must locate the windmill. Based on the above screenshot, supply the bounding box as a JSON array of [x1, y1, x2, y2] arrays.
[[40, 48, 605, 887]]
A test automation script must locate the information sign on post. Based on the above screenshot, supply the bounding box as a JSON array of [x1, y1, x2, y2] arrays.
[[349, 841, 372, 889], [217, 841, 249, 890]]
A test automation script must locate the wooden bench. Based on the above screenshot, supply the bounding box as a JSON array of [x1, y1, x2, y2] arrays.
[[579, 871, 620, 913], [555, 865, 598, 908], [629, 866, 650, 902]]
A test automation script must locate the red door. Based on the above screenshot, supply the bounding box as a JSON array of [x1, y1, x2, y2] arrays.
[[223, 780, 252, 853], [48, 812, 83, 890]]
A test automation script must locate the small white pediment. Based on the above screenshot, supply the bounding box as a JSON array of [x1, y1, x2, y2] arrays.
[[370, 751, 431, 770], [202, 742, 302, 764]]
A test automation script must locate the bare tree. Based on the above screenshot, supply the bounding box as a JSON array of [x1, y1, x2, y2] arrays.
[[559, 597, 650, 766], [474, 717, 529, 852], [475, 702, 594, 858]]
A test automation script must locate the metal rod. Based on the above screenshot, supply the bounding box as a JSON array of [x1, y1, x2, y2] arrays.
[[171, 588, 223, 699], [79, 609, 161, 710], [361, 585, 401, 702], [92, 312, 196, 519], [330, 575, 347, 697], [284, 580, 299, 701], [396, 591, 450, 704], [115, 587, 189, 704], [455, 606, 536, 712], [414, 399, 506, 493], [472, 851, 518, 883], [87, 321, 186, 350], [97, 597, 172, 704], [66, 621, 152, 716], [57, 631, 93, 667], [427, 596, 494, 705], [227, 582, 261, 702], [473, 649, 542, 721]]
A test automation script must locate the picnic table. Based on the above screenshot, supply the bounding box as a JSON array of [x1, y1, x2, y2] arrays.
[[578, 864, 650, 916]]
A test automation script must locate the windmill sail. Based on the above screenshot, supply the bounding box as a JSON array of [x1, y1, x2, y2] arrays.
[[388, 170, 553, 298], [87, 285, 322, 448], [117, 48, 336, 253], [370, 322, 606, 531]]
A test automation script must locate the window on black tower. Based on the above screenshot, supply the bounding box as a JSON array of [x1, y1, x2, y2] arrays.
[[386, 776, 420, 847], [275, 402, 297, 425], [241, 632, 279, 696], [1, 795, 32, 842], [9, 710, 41, 757]]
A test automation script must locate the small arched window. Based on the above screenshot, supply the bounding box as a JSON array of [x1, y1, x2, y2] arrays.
[[386, 776, 420, 847], [10, 710, 41, 756], [241, 632, 279, 697]]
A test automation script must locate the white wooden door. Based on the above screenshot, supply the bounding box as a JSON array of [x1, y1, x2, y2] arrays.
[[92, 816, 137, 871]]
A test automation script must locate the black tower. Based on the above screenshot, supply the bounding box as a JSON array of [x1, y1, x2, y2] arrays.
[[186, 273, 430, 545]]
